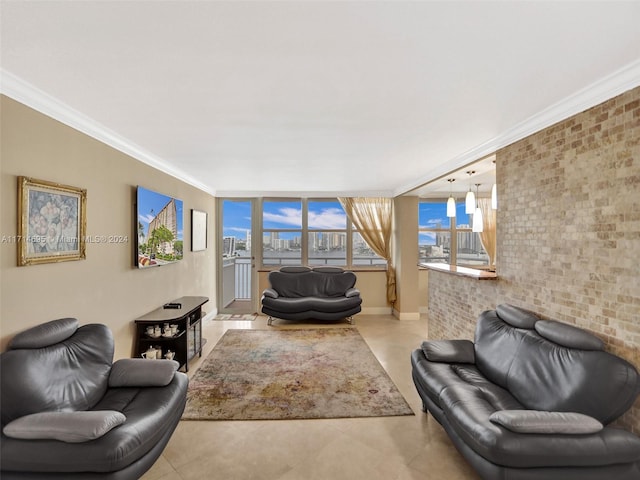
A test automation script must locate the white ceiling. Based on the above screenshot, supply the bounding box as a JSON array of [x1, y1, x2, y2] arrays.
[[2, 1, 640, 198]]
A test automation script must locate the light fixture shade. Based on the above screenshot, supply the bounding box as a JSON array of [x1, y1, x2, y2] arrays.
[[472, 207, 484, 232], [446, 196, 456, 217], [465, 190, 475, 214], [491, 183, 497, 210]]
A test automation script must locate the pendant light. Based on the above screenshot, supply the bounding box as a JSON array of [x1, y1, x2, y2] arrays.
[[472, 184, 484, 233], [446, 179, 456, 217], [465, 171, 476, 214]]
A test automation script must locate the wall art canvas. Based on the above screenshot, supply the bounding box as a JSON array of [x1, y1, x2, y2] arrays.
[[191, 209, 207, 251], [18, 176, 87, 266], [136, 186, 183, 268]]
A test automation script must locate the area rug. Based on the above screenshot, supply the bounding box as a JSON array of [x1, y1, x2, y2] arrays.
[[212, 313, 257, 321], [182, 328, 414, 420]]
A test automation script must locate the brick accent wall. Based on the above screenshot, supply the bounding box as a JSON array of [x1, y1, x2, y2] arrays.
[[428, 85, 640, 433]]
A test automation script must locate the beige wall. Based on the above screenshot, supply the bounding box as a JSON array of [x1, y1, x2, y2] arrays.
[[427, 86, 640, 434], [393, 196, 420, 319], [0, 96, 216, 359]]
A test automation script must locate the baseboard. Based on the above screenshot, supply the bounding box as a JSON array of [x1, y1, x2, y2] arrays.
[[392, 309, 421, 321], [202, 309, 217, 322], [360, 307, 394, 315]]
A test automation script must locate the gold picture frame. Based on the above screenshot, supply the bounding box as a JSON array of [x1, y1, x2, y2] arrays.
[[18, 176, 87, 266]]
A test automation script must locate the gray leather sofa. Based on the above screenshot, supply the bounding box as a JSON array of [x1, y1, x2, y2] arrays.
[[261, 266, 362, 325], [411, 304, 640, 480], [1, 317, 188, 479]]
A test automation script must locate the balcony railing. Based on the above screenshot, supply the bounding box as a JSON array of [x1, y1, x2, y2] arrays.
[[222, 256, 251, 307]]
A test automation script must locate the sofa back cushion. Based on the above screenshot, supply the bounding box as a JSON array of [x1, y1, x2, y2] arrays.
[[506, 330, 638, 424], [268, 268, 357, 298], [1, 322, 114, 426], [474, 305, 640, 424], [474, 309, 531, 389]]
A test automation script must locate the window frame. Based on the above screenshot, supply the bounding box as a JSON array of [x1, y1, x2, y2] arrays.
[[259, 197, 386, 269], [418, 198, 489, 267]]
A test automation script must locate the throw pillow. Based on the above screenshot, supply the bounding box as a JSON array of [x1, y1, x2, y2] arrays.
[[421, 340, 475, 364], [3, 410, 126, 443], [489, 410, 603, 434], [109, 358, 179, 387]]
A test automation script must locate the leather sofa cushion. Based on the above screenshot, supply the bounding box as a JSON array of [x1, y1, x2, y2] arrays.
[[0, 373, 188, 473], [440, 383, 640, 468], [411, 349, 522, 412], [495, 304, 539, 329], [3, 410, 126, 443], [109, 358, 179, 387], [474, 309, 529, 389], [506, 332, 639, 424], [1, 324, 113, 425], [474, 310, 640, 424], [268, 270, 357, 298], [421, 340, 475, 364], [261, 295, 362, 314], [489, 410, 603, 434], [535, 320, 604, 350], [8, 317, 79, 349]]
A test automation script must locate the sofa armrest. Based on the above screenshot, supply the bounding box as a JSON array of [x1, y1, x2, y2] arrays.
[[345, 287, 360, 298], [3, 410, 126, 443], [421, 339, 475, 364], [109, 358, 179, 387], [262, 288, 279, 299], [489, 410, 603, 434]]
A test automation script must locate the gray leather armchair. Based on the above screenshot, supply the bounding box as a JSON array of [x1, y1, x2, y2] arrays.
[[411, 304, 640, 480], [1, 317, 188, 479]]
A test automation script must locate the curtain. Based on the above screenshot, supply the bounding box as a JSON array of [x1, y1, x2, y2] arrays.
[[478, 198, 497, 268], [338, 197, 396, 305]]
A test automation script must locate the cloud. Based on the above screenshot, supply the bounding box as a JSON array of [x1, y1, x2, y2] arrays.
[[263, 207, 302, 228], [419, 231, 437, 242], [264, 207, 347, 230], [423, 217, 447, 227], [309, 208, 346, 229], [138, 213, 154, 225]]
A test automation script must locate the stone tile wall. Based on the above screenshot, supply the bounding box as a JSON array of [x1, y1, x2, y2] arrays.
[[428, 85, 640, 433]]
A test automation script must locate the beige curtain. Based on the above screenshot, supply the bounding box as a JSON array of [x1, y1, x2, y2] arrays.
[[478, 197, 497, 268], [338, 197, 396, 305]]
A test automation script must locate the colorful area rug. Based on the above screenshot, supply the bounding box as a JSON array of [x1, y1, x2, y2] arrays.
[[212, 313, 257, 321], [182, 328, 414, 420]]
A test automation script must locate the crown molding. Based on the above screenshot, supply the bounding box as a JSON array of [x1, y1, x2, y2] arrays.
[[395, 59, 640, 196], [0, 69, 216, 196], [215, 189, 395, 198]]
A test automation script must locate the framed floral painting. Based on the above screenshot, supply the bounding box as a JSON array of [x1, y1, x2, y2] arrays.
[[18, 176, 87, 266]]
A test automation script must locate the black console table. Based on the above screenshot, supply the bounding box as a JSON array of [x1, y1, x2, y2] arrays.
[[134, 296, 208, 372]]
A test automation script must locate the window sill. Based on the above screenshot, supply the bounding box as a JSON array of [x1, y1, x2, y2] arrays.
[[258, 267, 388, 273], [419, 262, 498, 280]]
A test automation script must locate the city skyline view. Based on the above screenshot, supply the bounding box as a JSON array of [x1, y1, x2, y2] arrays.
[[223, 200, 482, 249], [221, 199, 487, 265], [223, 200, 471, 241]]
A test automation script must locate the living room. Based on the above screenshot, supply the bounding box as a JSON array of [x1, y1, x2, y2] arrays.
[[1, 2, 639, 479]]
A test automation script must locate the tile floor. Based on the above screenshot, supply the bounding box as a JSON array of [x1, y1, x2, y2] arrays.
[[141, 314, 480, 480]]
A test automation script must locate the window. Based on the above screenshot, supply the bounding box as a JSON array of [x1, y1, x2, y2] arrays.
[[262, 200, 302, 266], [261, 198, 385, 268], [308, 200, 346, 266], [419, 200, 489, 266]]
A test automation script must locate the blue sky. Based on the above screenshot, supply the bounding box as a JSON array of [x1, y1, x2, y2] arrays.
[[137, 186, 184, 240], [223, 199, 470, 245]]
